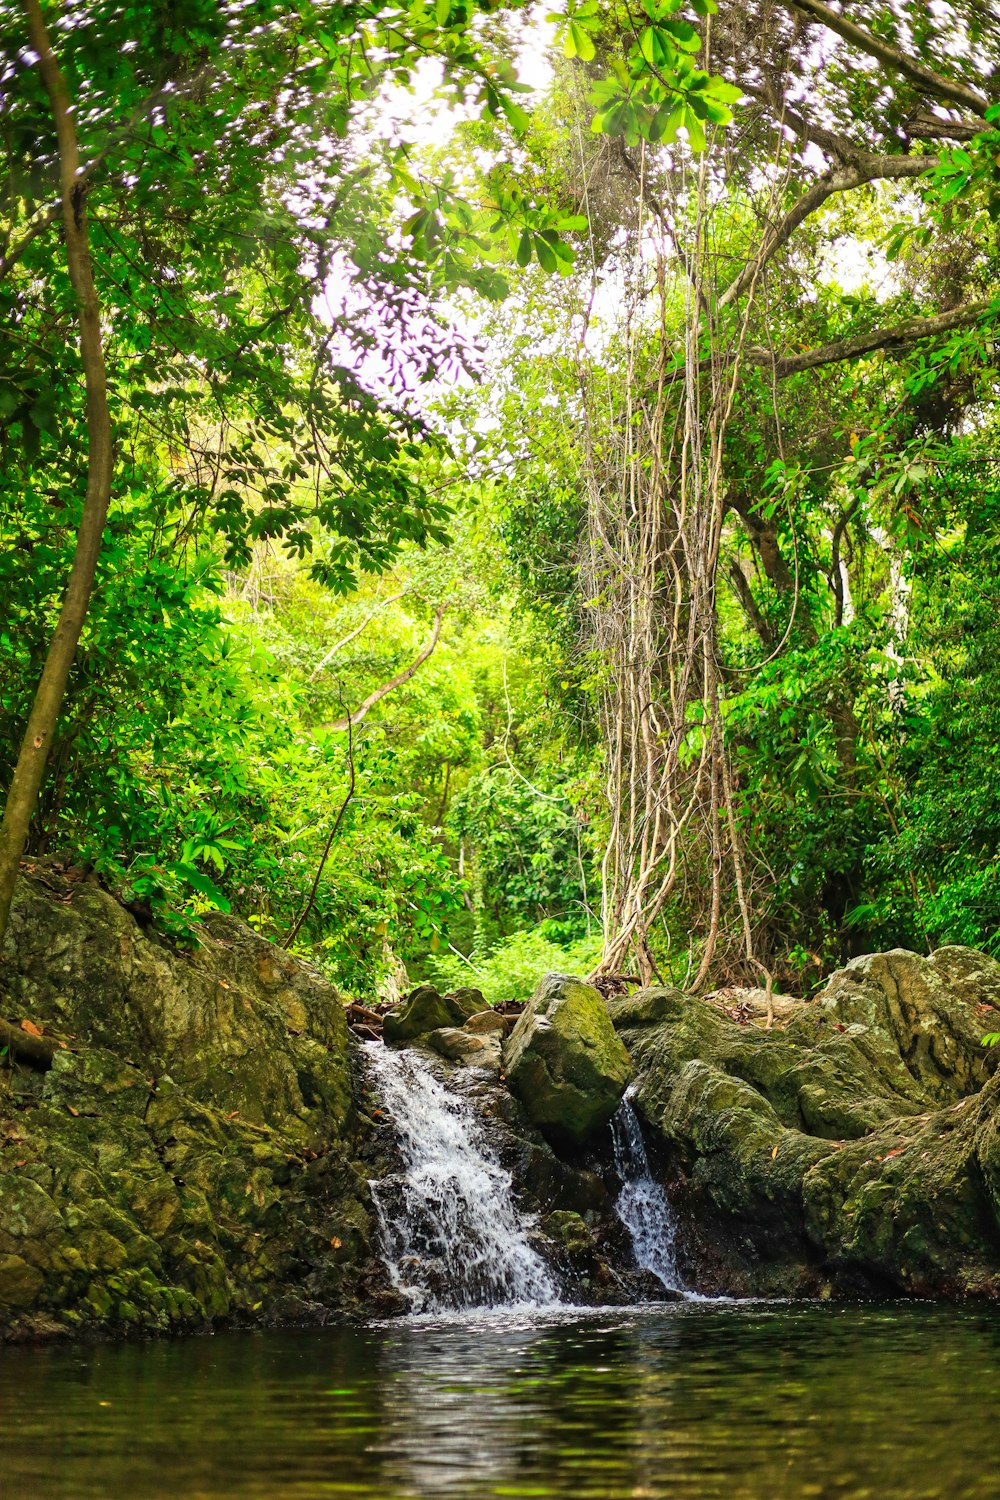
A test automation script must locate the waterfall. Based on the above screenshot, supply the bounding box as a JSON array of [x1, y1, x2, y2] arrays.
[[366, 1042, 559, 1313], [612, 1092, 684, 1294]]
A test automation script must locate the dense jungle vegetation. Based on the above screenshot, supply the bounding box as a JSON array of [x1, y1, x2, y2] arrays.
[[1, 0, 999, 1002]]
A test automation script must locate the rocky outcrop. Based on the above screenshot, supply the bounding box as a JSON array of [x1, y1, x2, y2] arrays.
[[382, 984, 482, 1043], [504, 974, 632, 1147], [620, 948, 1000, 1298], [0, 873, 391, 1342]]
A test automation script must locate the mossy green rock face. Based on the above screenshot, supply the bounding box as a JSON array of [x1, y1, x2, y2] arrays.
[[0, 874, 388, 1342], [624, 947, 1000, 1299], [382, 985, 480, 1043], [503, 974, 632, 1146], [607, 987, 686, 1030]]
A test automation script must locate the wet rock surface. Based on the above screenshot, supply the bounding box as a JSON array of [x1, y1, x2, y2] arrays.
[[0, 874, 391, 1342], [622, 947, 1000, 1298]]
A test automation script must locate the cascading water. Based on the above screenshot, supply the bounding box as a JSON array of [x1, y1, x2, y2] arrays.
[[366, 1042, 559, 1313], [611, 1092, 685, 1294]]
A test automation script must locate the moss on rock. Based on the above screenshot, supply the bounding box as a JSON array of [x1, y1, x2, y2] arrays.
[[503, 973, 632, 1146], [0, 874, 385, 1341], [623, 948, 1000, 1298], [382, 985, 481, 1043]]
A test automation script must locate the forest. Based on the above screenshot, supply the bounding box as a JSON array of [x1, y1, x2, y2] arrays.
[[5, 6, 1000, 1494], [3, 0, 1000, 1002]]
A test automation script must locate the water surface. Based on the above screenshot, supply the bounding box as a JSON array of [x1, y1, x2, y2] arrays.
[[2, 1302, 998, 1499]]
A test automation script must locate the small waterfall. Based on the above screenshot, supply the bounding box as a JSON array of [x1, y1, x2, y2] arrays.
[[612, 1092, 684, 1294], [366, 1042, 559, 1313]]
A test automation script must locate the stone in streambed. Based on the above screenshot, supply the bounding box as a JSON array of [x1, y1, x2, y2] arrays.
[[465, 1010, 507, 1035], [503, 973, 632, 1147], [382, 985, 480, 1043], [427, 1027, 501, 1074]]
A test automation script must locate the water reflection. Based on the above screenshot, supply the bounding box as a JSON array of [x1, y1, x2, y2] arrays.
[[2, 1303, 1000, 1498]]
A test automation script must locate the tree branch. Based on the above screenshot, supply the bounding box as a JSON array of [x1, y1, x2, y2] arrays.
[[0, 1016, 56, 1071], [748, 300, 996, 379], [309, 588, 409, 681], [738, 80, 871, 164], [0, 0, 114, 947], [726, 559, 772, 645], [906, 111, 985, 143], [321, 604, 447, 733], [283, 719, 356, 950], [719, 152, 937, 308], [779, 0, 991, 118]]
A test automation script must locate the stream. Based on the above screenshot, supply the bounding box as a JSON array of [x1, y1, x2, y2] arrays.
[[3, 1304, 1000, 1498]]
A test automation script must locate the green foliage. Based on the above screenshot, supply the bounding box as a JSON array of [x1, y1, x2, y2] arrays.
[[450, 769, 593, 935], [565, 0, 740, 152], [428, 924, 603, 1005]]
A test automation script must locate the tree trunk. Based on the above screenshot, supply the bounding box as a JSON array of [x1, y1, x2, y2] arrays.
[[0, 0, 114, 948]]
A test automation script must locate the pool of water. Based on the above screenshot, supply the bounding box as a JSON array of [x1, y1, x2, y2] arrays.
[[2, 1302, 998, 1498]]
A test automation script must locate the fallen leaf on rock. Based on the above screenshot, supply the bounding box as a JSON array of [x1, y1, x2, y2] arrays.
[[66, 1105, 79, 1117], [20, 1020, 43, 1037], [225, 1110, 240, 1120]]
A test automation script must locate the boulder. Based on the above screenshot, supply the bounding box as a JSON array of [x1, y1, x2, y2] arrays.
[[503, 973, 633, 1146], [0, 872, 389, 1341], [621, 946, 1000, 1299], [446, 986, 488, 1015], [607, 986, 685, 1030], [427, 1027, 502, 1074], [382, 985, 480, 1043]]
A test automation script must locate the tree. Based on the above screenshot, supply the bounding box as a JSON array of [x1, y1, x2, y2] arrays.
[[456, 0, 1000, 986], [0, 0, 555, 947]]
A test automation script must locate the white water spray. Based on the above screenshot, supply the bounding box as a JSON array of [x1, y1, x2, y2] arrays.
[[366, 1042, 559, 1313], [612, 1092, 684, 1294]]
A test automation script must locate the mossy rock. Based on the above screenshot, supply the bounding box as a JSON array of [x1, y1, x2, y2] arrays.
[[623, 946, 1000, 1299], [383, 984, 481, 1042], [503, 973, 632, 1146], [607, 986, 686, 1030], [0, 873, 386, 1342]]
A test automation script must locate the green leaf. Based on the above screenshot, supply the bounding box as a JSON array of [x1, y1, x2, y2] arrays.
[[649, 102, 684, 143], [534, 235, 558, 273], [564, 19, 597, 61], [516, 229, 533, 267], [639, 26, 677, 70], [499, 95, 531, 133], [683, 105, 707, 151], [661, 18, 701, 51]]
